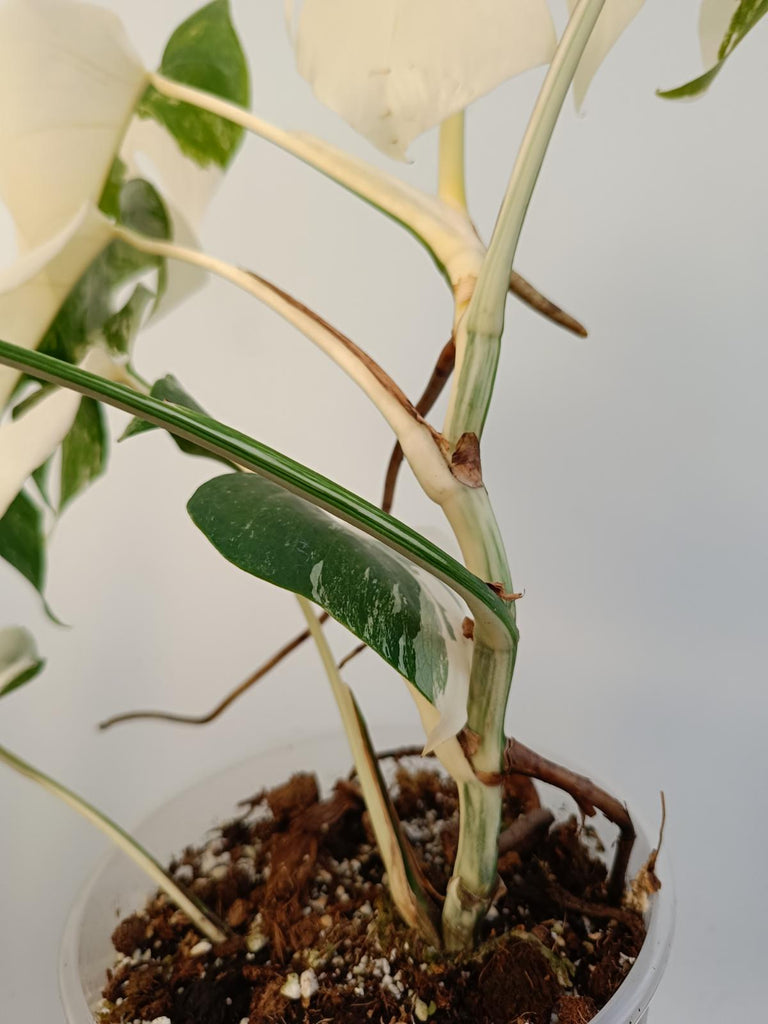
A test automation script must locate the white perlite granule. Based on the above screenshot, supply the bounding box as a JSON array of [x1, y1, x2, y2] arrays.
[[300, 968, 319, 1002], [281, 973, 301, 1000]]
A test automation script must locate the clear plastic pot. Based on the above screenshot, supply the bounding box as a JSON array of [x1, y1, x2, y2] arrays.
[[59, 733, 674, 1024]]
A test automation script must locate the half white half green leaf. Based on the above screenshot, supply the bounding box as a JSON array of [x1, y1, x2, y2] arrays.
[[0, 626, 45, 698], [139, 0, 250, 168], [189, 473, 474, 743], [658, 0, 766, 98], [60, 398, 108, 512]]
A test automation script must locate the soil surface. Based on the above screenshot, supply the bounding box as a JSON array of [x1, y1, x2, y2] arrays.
[[98, 758, 647, 1024]]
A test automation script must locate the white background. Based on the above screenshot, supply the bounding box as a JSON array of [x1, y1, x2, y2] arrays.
[[1, 1, 766, 1020]]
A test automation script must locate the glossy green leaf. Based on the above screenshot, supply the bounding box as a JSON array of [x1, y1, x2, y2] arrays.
[[0, 491, 45, 595], [140, 0, 250, 168], [0, 627, 45, 699], [0, 342, 517, 661], [189, 473, 473, 727], [659, 0, 767, 98], [60, 398, 108, 512], [121, 374, 234, 466]]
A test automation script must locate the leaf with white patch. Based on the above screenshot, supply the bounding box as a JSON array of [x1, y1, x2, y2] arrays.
[[291, 0, 556, 159], [658, 0, 767, 99], [60, 398, 108, 512], [188, 473, 474, 744], [0, 627, 45, 699], [567, 0, 646, 110]]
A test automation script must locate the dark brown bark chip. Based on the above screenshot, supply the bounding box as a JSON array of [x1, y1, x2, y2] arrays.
[[97, 763, 647, 1024]]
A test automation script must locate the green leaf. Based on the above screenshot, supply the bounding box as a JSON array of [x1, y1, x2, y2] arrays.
[[0, 342, 517, 659], [139, 0, 250, 168], [38, 178, 171, 366], [102, 285, 155, 357], [189, 473, 473, 718], [60, 398, 108, 512], [0, 627, 45, 699], [0, 492, 45, 595], [658, 0, 767, 98], [121, 374, 234, 466]]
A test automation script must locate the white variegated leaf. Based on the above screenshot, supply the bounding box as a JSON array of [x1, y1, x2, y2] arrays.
[[0, 348, 118, 520], [0, 0, 147, 250], [291, 0, 557, 158], [0, 206, 115, 409], [567, 0, 646, 110], [0, 627, 44, 697], [188, 472, 475, 744]]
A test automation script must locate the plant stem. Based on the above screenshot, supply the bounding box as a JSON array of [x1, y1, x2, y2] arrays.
[[438, 113, 468, 213], [297, 597, 442, 945], [0, 744, 227, 943], [439, 486, 517, 949], [148, 72, 480, 284], [113, 225, 458, 508], [444, 0, 608, 443]]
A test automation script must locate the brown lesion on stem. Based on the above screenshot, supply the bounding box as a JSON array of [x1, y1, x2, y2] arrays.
[[475, 737, 636, 904], [451, 431, 483, 488], [98, 613, 330, 730]]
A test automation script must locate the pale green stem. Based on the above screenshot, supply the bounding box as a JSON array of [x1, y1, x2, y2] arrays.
[[148, 72, 480, 284], [439, 487, 517, 949], [296, 597, 441, 945], [438, 113, 468, 213], [0, 744, 226, 943], [444, 0, 608, 443]]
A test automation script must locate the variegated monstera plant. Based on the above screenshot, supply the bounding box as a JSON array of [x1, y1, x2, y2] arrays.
[[0, 0, 763, 953]]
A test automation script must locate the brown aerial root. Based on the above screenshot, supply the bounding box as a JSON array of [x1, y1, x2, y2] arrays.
[[476, 738, 636, 905], [498, 807, 555, 856], [487, 582, 525, 602], [382, 335, 456, 513], [98, 613, 330, 729]]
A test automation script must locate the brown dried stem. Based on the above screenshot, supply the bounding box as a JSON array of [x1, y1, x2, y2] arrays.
[[509, 272, 588, 337], [478, 737, 636, 904]]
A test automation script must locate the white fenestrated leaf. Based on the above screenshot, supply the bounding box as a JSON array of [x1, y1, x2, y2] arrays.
[[291, 0, 556, 159], [0, 0, 147, 250], [567, 0, 646, 110], [0, 627, 44, 697], [0, 206, 114, 409], [0, 348, 119, 520]]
